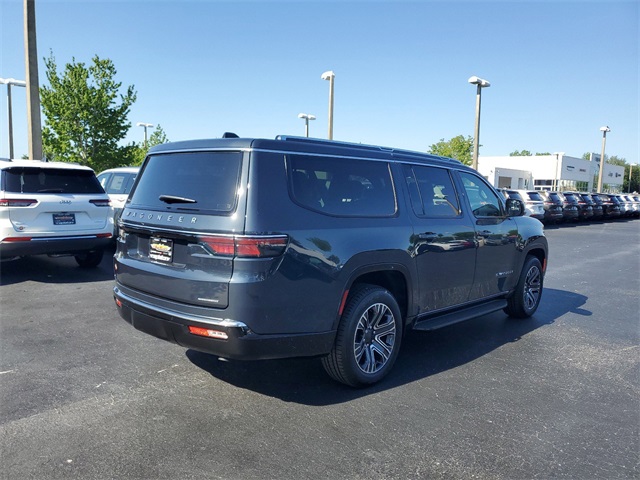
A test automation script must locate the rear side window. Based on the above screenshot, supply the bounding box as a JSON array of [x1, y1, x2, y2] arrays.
[[101, 172, 137, 195], [128, 152, 242, 214], [3, 167, 104, 194], [287, 155, 396, 217], [526, 191, 543, 202], [403, 165, 460, 217]]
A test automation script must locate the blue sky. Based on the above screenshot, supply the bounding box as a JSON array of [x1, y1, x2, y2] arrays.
[[1, 0, 638, 164]]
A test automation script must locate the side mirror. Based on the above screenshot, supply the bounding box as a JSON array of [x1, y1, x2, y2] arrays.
[[506, 198, 525, 217]]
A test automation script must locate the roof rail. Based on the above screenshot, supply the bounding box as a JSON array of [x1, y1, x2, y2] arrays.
[[275, 135, 460, 164], [0, 157, 13, 162]]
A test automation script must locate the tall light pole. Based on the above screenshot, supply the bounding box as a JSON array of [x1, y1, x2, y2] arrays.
[[297, 113, 316, 137], [321, 70, 335, 140], [552, 152, 564, 191], [596, 126, 610, 193], [137, 122, 154, 148], [0, 77, 27, 159], [468, 75, 490, 170], [24, 0, 43, 160]]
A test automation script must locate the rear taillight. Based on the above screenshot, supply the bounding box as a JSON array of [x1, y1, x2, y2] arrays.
[[0, 198, 38, 207], [90, 199, 111, 207], [199, 234, 289, 258]]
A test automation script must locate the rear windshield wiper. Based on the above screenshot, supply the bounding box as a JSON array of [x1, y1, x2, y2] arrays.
[[159, 194, 197, 204]]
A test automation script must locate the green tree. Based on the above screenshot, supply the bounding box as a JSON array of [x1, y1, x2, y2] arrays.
[[428, 135, 474, 165], [131, 124, 170, 165], [40, 52, 137, 172], [510, 149, 532, 156]]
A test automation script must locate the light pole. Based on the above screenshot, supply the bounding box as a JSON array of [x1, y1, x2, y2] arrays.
[[468, 75, 490, 170], [297, 113, 316, 137], [596, 126, 610, 193], [321, 70, 335, 140], [136, 122, 154, 148], [552, 152, 564, 191], [0, 78, 27, 159]]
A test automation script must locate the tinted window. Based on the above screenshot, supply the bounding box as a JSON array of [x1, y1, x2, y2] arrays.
[[3, 167, 104, 194], [459, 172, 503, 217], [549, 193, 563, 202], [404, 165, 460, 217], [526, 191, 544, 202], [288, 155, 396, 217], [563, 193, 578, 203], [128, 152, 242, 214], [505, 191, 524, 201], [104, 172, 137, 195]]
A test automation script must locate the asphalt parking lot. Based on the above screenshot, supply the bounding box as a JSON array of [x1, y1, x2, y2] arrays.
[[1, 219, 639, 480]]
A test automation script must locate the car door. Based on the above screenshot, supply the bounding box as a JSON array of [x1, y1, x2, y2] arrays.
[[457, 171, 519, 300], [403, 164, 476, 313]]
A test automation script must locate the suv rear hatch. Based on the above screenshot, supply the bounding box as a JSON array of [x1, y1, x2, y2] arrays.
[[3, 167, 109, 234], [115, 150, 253, 309]]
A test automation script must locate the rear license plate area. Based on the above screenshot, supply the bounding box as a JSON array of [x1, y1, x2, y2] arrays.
[[53, 212, 76, 225], [149, 237, 174, 264]]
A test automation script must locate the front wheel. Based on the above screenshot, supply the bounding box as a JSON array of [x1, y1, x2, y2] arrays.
[[322, 284, 402, 387], [74, 249, 104, 268], [504, 256, 543, 318]]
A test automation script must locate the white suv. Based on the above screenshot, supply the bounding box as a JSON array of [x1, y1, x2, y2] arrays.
[[0, 159, 112, 267]]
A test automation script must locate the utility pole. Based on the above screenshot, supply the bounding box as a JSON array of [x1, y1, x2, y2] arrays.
[[24, 0, 43, 160]]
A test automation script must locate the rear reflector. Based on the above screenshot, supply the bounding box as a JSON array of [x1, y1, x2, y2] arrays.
[[199, 234, 288, 258], [0, 198, 38, 207], [188, 326, 229, 340]]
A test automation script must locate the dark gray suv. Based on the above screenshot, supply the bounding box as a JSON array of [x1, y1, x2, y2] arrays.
[[113, 136, 548, 387]]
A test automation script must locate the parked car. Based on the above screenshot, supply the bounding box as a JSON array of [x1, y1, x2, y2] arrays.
[[537, 190, 565, 224], [564, 192, 593, 221], [577, 193, 603, 219], [97, 167, 140, 232], [593, 193, 621, 220], [499, 189, 544, 221], [616, 194, 637, 217], [113, 135, 548, 387], [629, 195, 640, 217], [0, 159, 112, 266], [514, 190, 546, 221], [552, 191, 579, 222]]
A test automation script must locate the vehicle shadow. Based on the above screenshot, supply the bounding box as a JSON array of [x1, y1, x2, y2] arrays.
[[186, 288, 589, 405], [0, 246, 116, 286]]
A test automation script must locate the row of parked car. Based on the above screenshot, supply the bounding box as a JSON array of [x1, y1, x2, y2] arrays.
[[499, 189, 640, 224]]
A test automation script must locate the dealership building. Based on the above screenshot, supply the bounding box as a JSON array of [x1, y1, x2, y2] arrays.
[[478, 154, 625, 192]]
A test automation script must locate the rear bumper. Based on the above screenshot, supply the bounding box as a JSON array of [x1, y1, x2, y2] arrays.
[[1, 234, 112, 258], [113, 285, 336, 360]]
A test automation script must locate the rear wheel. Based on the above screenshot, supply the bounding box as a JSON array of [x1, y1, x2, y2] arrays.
[[322, 284, 402, 387], [74, 249, 104, 268], [504, 255, 543, 318]]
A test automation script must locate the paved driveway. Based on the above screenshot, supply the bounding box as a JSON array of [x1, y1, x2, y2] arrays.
[[1, 220, 638, 479]]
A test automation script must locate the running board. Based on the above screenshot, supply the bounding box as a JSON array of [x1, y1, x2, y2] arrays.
[[412, 299, 508, 331]]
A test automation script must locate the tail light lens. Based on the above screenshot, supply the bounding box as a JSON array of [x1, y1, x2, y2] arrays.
[[90, 199, 111, 207], [0, 198, 38, 207], [199, 234, 288, 258]]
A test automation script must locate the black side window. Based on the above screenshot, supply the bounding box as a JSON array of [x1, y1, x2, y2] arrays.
[[403, 164, 460, 217], [287, 155, 396, 217], [459, 172, 504, 217]]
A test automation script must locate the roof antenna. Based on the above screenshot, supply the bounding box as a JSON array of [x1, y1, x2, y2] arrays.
[[222, 132, 239, 138]]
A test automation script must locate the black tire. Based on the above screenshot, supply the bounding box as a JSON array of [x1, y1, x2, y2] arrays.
[[74, 249, 104, 268], [322, 284, 402, 387], [504, 255, 543, 318]]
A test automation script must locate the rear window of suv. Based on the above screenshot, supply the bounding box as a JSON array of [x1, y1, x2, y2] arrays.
[[128, 152, 243, 214], [3, 167, 104, 194], [525, 191, 543, 202], [288, 155, 396, 217]]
